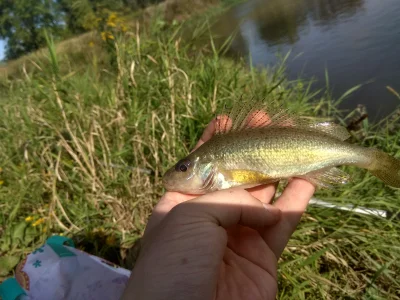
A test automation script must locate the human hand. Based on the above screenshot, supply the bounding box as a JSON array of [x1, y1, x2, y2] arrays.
[[121, 117, 315, 300]]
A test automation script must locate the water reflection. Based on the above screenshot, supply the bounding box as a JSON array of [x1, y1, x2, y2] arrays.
[[211, 0, 365, 57], [211, 0, 400, 119], [250, 0, 364, 45]]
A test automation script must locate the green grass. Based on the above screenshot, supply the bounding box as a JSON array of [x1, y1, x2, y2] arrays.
[[1, 5, 400, 300]]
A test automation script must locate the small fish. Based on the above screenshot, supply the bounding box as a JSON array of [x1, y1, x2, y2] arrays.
[[163, 98, 400, 194]]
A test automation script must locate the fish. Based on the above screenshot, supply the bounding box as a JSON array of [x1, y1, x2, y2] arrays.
[[162, 98, 400, 194]]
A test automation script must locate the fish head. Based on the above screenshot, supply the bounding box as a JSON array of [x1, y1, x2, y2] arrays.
[[163, 155, 211, 194]]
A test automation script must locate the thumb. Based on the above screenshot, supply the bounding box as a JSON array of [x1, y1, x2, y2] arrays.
[[169, 189, 281, 229]]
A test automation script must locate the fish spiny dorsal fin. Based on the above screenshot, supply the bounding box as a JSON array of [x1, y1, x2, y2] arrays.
[[215, 97, 351, 141], [229, 95, 253, 132], [215, 97, 312, 135]]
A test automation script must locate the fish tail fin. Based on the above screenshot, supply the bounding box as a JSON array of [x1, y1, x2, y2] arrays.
[[367, 149, 400, 188]]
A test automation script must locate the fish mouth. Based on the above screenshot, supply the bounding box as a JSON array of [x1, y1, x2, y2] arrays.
[[162, 170, 178, 191]]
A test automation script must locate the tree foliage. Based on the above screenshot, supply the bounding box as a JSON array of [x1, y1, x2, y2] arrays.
[[0, 0, 162, 60], [0, 0, 65, 60], [56, 0, 126, 34]]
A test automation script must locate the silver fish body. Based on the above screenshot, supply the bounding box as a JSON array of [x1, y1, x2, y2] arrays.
[[195, 127, 370, 178], [163, 100, 400, 194]]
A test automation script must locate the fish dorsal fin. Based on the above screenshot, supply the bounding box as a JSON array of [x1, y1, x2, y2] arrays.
[[215, 97, 307, 134], [215, 97, 351, 141], [308, 122, 351, 141]]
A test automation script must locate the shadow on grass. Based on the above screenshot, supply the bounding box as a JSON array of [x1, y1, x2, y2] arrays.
[[71, 231, 142, 271]]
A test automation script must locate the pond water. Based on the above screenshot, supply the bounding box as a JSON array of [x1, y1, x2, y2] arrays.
[[212, 0, 400, 120]]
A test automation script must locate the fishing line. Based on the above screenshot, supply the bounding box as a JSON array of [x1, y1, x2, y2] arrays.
[[308, 197, 393, 220], [274, 193, 398, 220]]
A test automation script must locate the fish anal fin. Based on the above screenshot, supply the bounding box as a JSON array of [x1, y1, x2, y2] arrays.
[[301, 167, 351, 189], [309, 122, 351, 141]]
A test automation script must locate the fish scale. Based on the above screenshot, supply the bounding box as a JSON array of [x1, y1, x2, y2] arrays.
[[197, 127, 368, 179]]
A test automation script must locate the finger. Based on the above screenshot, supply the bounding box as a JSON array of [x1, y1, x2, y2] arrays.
[[220, 247, 277, 298], [144, 192, 198, 235], [247, 182, 278, 204], [263, 178, 315, 258], [246, 110, 272, 128], [192, 114, 234, 152], [247, 109, 296, 128], [147, 183, 278, 236], [170, 189, 281, 230], [226, 225, 278, 280], [191, 118, 217, 152], [215, 115, 232, 134], [192, 110, 273, 152]]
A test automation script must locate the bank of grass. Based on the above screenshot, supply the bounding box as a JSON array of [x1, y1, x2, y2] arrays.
[[1, 12, 400, 300], [0, 0, 239, 80]]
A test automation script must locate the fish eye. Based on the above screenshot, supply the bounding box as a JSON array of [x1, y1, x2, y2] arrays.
[[175, 159, 191, 172]]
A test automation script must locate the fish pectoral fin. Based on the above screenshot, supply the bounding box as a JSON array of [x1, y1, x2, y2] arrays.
[[300, 167, 351, 189], [200, 164, 219, 192], [221, 169, 277, 186]]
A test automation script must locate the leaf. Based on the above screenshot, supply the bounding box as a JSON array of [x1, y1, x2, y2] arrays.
[[11, 221, 27, 245], [335, 84, 362, 105], [0, 235, 11, 252], [9, 197, 22, 222], [24, 226, 37, 246], [298, 248, 330, 268], [0, 256, 20, 276]]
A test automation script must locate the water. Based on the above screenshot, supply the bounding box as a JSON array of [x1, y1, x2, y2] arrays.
[[212, 0, 400, 120]]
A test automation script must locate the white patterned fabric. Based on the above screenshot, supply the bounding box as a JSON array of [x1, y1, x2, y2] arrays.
[[0, 236, 131, 300]]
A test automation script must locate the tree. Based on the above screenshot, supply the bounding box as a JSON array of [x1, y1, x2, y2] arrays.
[[0, 0, 142, 60], [0, 0, 67, 60], [56, 0, 127, 34], [57, 0, 97, 34]]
